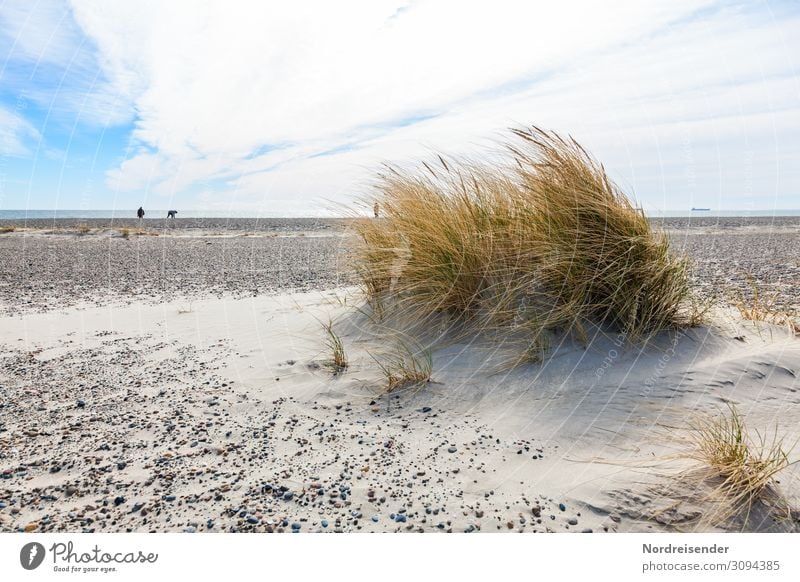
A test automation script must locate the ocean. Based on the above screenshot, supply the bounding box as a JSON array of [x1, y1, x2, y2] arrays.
[[1, 209, 800, 219], [0, 209, 284, 219]]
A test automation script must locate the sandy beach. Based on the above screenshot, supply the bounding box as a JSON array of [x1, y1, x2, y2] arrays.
[[1, 217, 799, 534]]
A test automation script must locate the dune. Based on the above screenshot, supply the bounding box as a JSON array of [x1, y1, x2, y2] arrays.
[[1, 288, 798, 533]]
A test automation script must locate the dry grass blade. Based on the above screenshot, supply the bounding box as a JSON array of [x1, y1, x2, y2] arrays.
[[673, 404, 795, 529], [733, 275, 799, 335], [352, 125, 695, 364], [371, 338, 432, 392], [322, 319, 348, 373]]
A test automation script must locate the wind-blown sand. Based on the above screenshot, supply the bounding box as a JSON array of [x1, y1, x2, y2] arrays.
[[0, 219, 799, 533]]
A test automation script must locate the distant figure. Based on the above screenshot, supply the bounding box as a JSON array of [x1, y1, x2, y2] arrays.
[[167, 210, 178, 219], [373, 202, 380, 218], [137, 206, 145, 224]]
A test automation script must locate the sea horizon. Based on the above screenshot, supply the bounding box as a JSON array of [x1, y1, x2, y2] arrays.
[[2, 208, 800, 220]]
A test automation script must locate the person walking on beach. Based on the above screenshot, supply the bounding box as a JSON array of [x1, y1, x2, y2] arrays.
[[137, 206, 145, 224], [373, 202, 380, 218]]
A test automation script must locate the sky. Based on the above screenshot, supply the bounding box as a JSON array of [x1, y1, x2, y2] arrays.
[[0, 0, 798, 215]]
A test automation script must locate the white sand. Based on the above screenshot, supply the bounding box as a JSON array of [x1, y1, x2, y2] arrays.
[[1, 289, 799, 532]]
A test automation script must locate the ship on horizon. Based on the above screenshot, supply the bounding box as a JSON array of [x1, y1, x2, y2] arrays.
[[691, 207, 711, 211]]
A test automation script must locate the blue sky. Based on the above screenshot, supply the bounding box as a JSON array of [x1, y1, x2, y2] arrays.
[[1, 0, 799, 215]]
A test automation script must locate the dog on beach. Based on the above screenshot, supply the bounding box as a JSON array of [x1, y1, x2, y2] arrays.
[[167, 210, 178, 219]]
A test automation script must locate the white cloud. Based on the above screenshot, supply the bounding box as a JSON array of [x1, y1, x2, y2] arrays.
[[0, 105, 39, 155], [53, 1, 800, 210], [0, 0, 134, 126]]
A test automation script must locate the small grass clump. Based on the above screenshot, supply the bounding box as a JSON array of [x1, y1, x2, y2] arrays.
[[733, 276, 799, 335], [678, 404, 794, 527], [0, 225, 16, 234], [119, 227, 130, 239], [372, 339, 432, 392], [78, 224, 91, 234], [354, 125, 693, 358], [322, 320, 348, 373]]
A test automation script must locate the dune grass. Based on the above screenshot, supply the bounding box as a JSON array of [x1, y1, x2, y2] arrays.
[[119, 227, 130, 239], [733, 275, 799, 335], [78, 224, 91, 234], [322, 319, 348, 373], [353, 126, 693, 359], [676, 404, 794, 528], [0, 224, 15, 234], [371, 338, 432, 392]]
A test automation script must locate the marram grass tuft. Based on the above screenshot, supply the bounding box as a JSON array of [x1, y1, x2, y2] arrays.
[[353, 126, 693, 359]]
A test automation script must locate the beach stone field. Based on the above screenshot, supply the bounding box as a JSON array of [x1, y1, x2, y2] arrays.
[[0, 216, 799, 533], [0, 217, 798, 317], [0, 218, 355, 316]]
